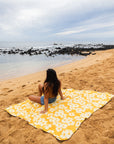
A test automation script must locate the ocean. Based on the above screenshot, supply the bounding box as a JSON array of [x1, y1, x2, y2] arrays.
[[0, 42, 85, 80]]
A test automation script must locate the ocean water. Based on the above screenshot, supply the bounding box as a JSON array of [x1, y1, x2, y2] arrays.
[[0, 42, 85, 80]]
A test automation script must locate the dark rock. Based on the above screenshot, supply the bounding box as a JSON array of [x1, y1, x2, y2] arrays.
[[0, 44, 113, 57], [55, 47, 61, 50], [3, 50, 7, 54]]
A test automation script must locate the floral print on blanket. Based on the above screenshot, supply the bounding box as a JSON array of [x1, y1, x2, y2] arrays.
[[5, 89, 113, 140]]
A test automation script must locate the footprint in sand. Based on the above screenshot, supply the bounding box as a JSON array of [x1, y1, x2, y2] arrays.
[[34, 92, 38, 95], [37, 80, 41, 82], [59, 73, 64, 76], [9, 129, 20, 137], [1, 88, 13, 93], [34, 82, 38, 84], [12, 98, 21, 103], [104, 129, 114, 138], [2, 88, 9, 91], [8, 90, 13, 92], [22, 85, 26, 88]]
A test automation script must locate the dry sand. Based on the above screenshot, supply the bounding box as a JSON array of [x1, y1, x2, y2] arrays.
[[0, 49, 114, 144]]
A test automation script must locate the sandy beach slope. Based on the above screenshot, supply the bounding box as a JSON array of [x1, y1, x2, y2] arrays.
[[0, 49, 114, 144]]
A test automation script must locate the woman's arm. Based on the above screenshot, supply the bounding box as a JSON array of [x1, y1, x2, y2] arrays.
[[40, 83, 49, 113], [40, 95, 48, 113], [58, 82, 66, 100]]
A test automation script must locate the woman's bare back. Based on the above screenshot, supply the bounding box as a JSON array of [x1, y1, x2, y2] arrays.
[[43, 82, 56, 98]]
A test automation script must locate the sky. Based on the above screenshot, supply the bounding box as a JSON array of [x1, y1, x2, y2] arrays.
[[0, 0, 114, 43]]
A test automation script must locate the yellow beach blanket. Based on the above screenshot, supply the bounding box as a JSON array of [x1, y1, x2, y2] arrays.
[[5, 89, 113, 140]]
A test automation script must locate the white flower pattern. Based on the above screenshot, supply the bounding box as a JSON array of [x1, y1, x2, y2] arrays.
[[5, 89, 113, 140], [60, 130, 73, 139]]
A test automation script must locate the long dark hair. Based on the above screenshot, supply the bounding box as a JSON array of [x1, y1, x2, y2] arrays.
[[44, 69, 60, 96]]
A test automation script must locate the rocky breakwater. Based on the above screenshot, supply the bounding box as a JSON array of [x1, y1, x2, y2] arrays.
[[0, 44, 114, 57]]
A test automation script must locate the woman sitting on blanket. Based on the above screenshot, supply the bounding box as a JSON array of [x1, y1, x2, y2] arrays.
[[29, 69, 65, 113]]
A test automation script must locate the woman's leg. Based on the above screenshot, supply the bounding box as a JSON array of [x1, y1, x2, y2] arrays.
[[29, 95, 41, 104], [38, 84, 43, 96]]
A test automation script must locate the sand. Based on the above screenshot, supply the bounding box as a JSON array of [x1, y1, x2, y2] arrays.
[[0, 49, 114, 144]]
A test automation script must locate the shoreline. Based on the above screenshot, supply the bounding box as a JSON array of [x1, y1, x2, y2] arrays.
[[0, 49, 114, 144], [0, 49, 113, 86], [0, 54, 85, 82]]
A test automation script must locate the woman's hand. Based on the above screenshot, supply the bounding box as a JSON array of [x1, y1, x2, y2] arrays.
[[40, 110, 47, 114], [61, 96, 66, 100]]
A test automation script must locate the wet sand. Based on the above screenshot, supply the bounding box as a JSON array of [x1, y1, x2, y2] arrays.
[[0, 49, 114, 144]]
